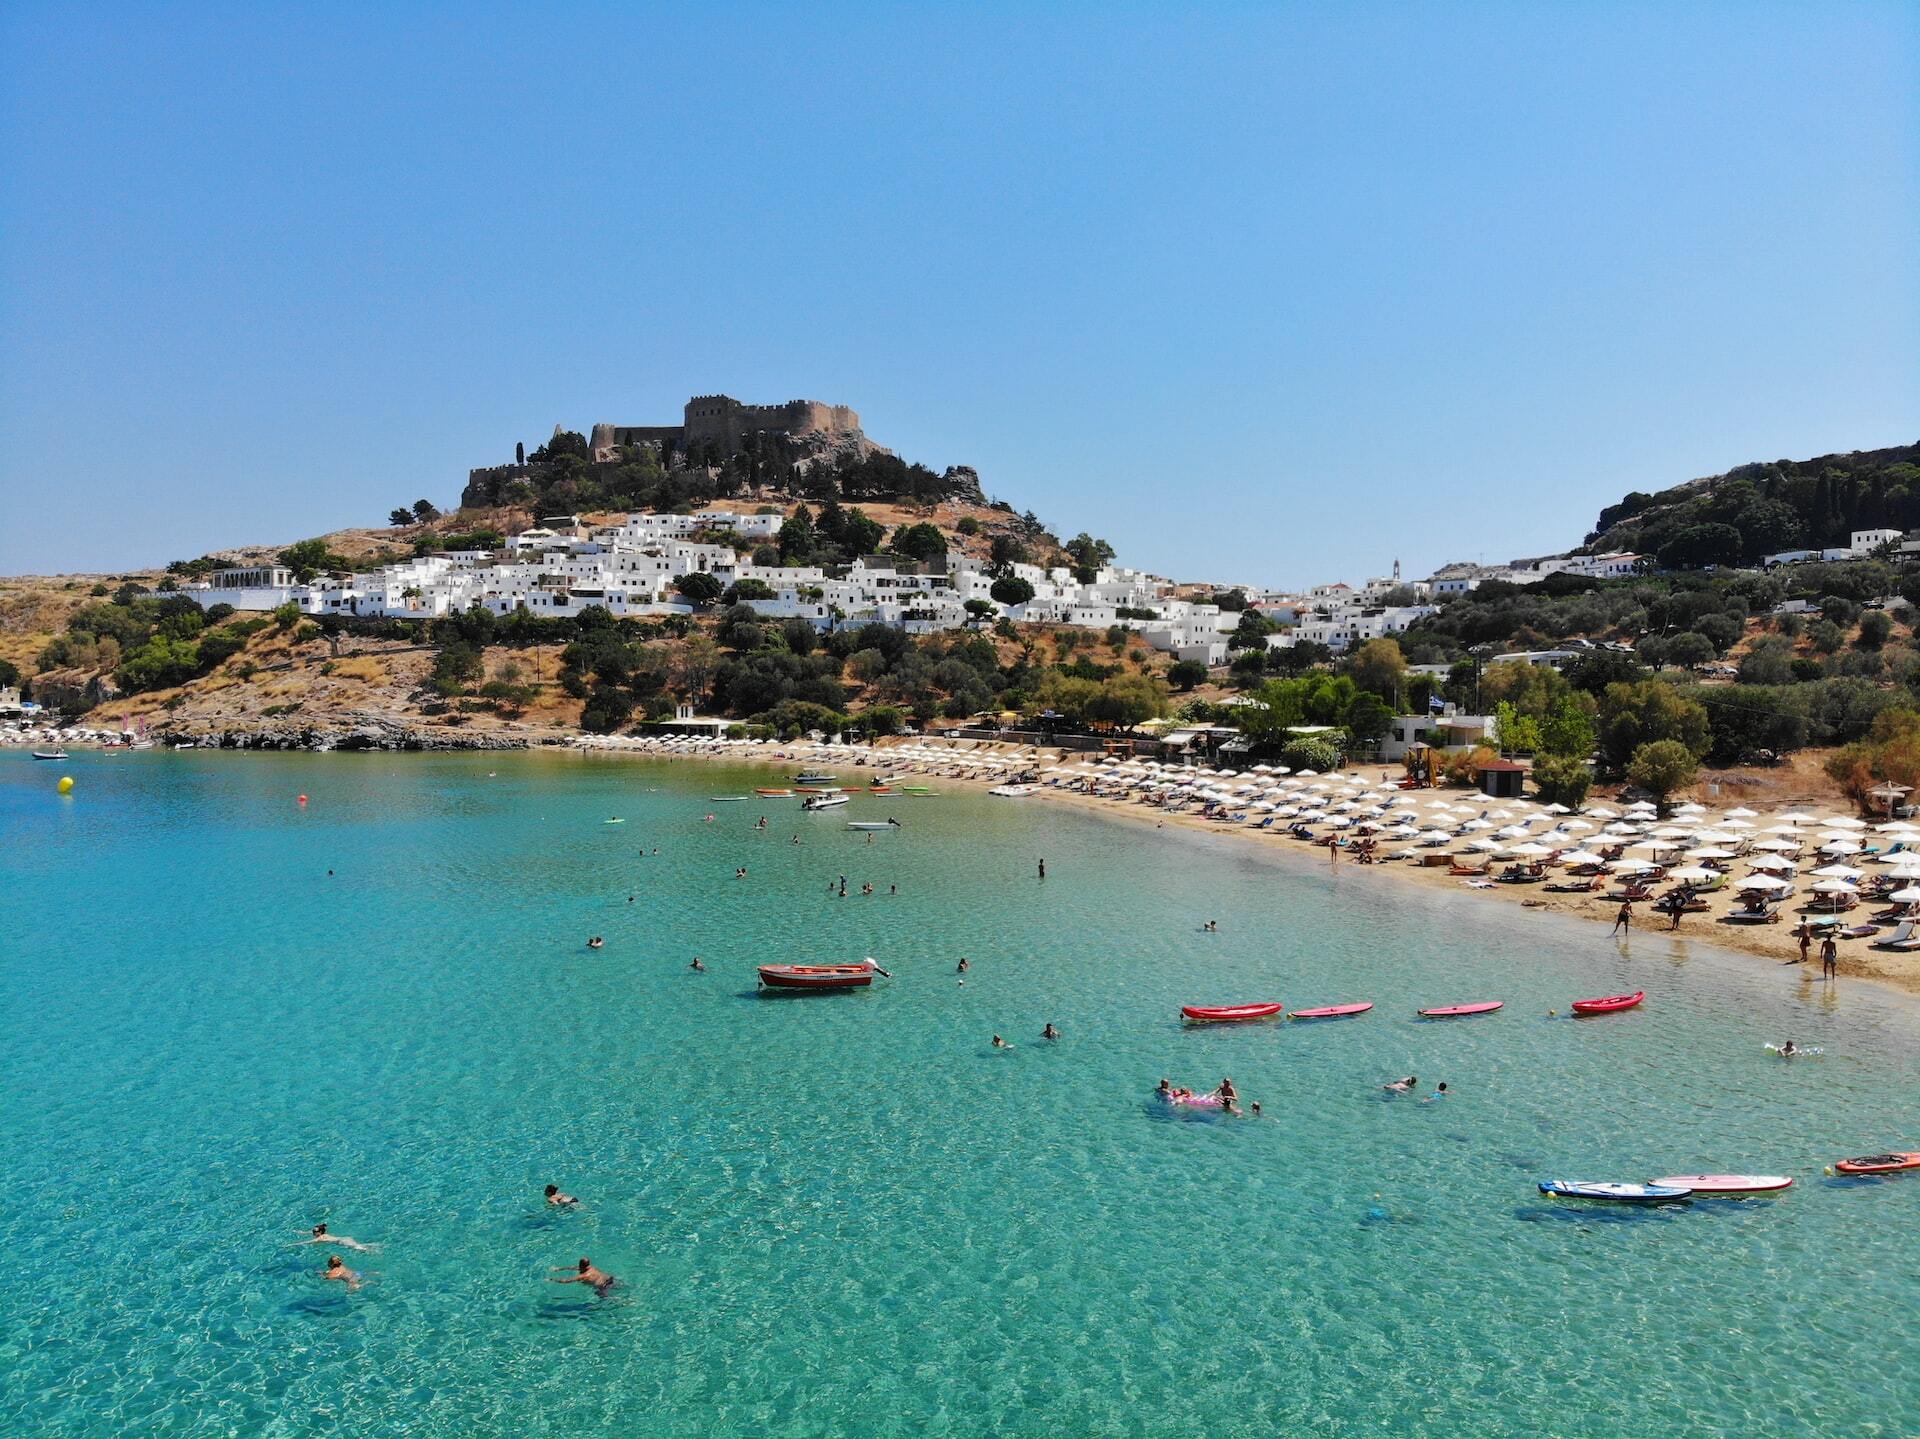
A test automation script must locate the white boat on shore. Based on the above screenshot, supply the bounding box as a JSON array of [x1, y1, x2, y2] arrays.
[[988, 784, 1035, 797]]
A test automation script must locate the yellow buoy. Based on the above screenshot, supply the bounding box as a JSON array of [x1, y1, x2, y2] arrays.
[[57, 775, 75, 794]]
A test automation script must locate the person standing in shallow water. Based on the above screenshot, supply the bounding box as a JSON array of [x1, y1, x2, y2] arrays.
[[1611, 901, 1632, 937], [1037, 858, 1045, 880], [1821, 936, 1838, 981]]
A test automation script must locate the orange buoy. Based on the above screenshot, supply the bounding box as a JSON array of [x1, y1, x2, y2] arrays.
[[297, 794, 308, 804]]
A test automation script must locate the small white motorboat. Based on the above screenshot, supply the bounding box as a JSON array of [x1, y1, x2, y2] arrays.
[[802, 794, 849, 810], [848, 820, 901, 830], [32, 749, 70, 761], [988, 784, 1035, 797]]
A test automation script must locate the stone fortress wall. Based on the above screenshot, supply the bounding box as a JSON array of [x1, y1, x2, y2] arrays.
[[590, 395, 866, 462]]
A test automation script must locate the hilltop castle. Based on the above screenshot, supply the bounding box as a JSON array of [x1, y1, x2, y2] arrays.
[[589, 395, 875, 462]]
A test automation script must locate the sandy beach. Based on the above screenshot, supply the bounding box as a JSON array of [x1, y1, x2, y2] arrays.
[[571, 731, 1920, 998]]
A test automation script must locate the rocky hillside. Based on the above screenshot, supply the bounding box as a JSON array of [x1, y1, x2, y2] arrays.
[[1584, 441, 1920, 568]]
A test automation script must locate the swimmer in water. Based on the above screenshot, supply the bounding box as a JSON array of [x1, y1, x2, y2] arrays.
[[545, 1184, 578, 1207], [322, 1255, 361, 1290], [550, 1257, 617, 1298], [1422, 1082, 1449, 1103], [298, 1223, 375, 1252], [1383, 1075, 1418, 1093], [956, 958, 970, 973], [1779, 1040, 1798, 1057], [992, 1035, 1010, 1049], [689, 957, 705, 971], [1156, 1078, 1172, 1098], [1042, 1023, 1059, 1040], [1249, 1101, 1262, 1118], [587, 936, 604, 950]]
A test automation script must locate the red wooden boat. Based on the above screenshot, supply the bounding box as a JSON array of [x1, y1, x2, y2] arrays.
[[1417, 1001, 1504, 1018], [1290, 1002, 1373, 1020], [1833, 1151, 1920, 1175], [1180, 1002, 1283, 1023], [758, 963, 877, 990], [1571, 990, 1645, 1016]]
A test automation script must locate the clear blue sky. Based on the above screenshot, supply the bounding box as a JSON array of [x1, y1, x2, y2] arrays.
[[2, 2, 1915, 585]]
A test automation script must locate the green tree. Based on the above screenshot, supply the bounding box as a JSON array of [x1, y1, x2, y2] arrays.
[[1664, 632, 1716, 670], [1857, 610, 1894, 649], [674, 572, 725, 606], [1090, 674, 1169, 730], [279, 539, 343, 582], [1167, 659, 1209, 691], [1277, 736, 1341, 772], [389, 507, 415, 526], [1345, 691, 1393, 741], [1598, 680, 1709, 773], [1344, 638, 1406, 701], [724, 578, 776, 604], [412, 499, 441, 523], [889, 522, 948, 563], [990, 577, 1035, 607], [963, 599, 996, 621], [1626, 739, 1698, 810], [1530, 754, 1592, 810], [1537, 695, 1597, 759]]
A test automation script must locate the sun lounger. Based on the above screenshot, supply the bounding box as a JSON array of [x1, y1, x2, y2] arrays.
[[1872, 920, 1920, 949]]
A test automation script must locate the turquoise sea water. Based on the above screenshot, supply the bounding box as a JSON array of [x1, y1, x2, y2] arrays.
[[2, 751, 1918, 1438]]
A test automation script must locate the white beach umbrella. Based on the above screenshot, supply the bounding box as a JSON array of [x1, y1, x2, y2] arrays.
[[1725, 806, 1758, 818], [1738, 875, 1792, 892], [1510, 842, 1555, 858], [1823, 816, 1867, 830], [1751, 838, 1801, 852], [1811, 863, 1864, 879], [1891, 886, 1920, 903], [1745, 855, 1794, 872], [1777, 812, 1817, 823], [1685, 847, 1737, 861], [1667, 866, 1717, 883], [1586, 806, 1619, 818], [1812, 879, 1859, 894], [1559, 850, 1605, 865], [1819, 840, 1862, 855]]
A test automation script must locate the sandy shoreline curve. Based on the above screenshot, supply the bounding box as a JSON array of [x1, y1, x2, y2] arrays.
[[568, 731, 1920, 1000]]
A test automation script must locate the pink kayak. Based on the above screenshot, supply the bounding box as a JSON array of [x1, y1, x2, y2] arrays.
[[1180, 1002, 1283, 1023], [1290, 1002, 1373, 1020], [1571, 990, 1644, 1015], [1649, 1174, 1793, 1196], [1418, 1001, 1504, 1018]]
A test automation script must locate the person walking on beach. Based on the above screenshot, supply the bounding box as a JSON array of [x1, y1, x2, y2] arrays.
[[550, 1258, 617, 1297], [1821, 935, 1838, 981], [1611, 901, 1632, 937]]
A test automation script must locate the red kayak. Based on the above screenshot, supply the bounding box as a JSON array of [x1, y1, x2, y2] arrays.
[[1571, 991, 1645, 1015], [1180, 1002, 1284, 1023], [1834, 1152, 1920, 1175], [1290, 1002, 1373, 1020], [759, 963, 877, 990], [1418, 1001, 1504, 1018]]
